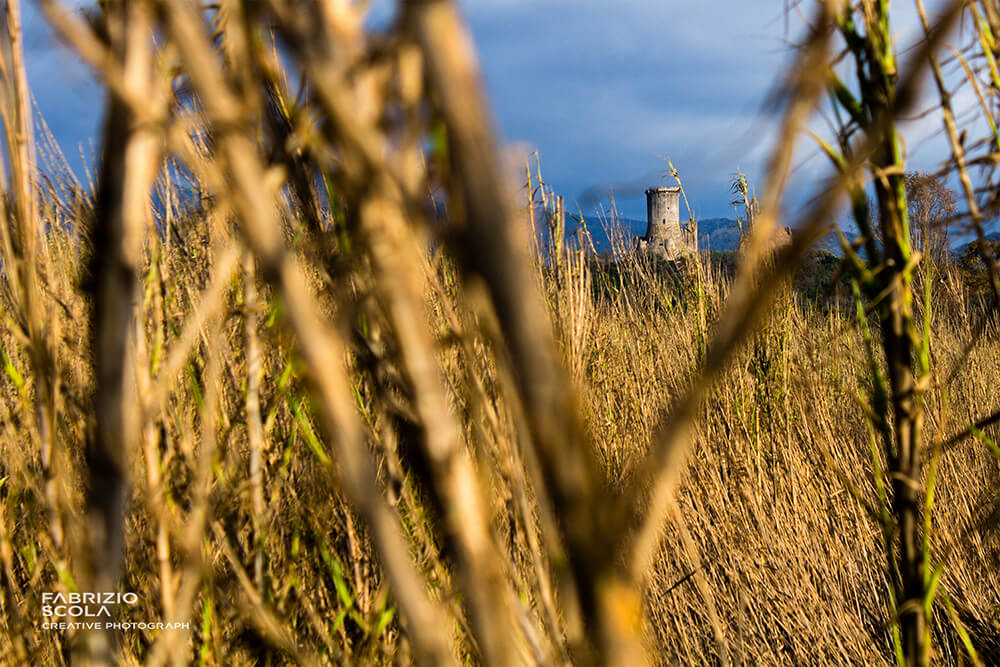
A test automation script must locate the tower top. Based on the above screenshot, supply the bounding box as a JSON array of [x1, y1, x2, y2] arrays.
[[645, 186, 681, 195]]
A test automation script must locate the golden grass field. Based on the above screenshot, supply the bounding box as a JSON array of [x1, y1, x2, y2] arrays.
[[2, 0, 1000, 665]]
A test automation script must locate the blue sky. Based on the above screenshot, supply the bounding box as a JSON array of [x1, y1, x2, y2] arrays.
[[463, 1, 801, 220], [24, 0, 967, 222]]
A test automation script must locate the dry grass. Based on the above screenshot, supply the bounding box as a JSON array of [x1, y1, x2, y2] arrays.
[[1, 0, 1000, 665]]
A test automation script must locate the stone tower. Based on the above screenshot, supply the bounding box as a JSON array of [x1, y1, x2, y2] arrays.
[[638, 186, 696, 259]]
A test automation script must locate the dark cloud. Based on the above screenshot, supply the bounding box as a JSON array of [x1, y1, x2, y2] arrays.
[[457, 0, 803, 219], [21, 0, 960, 223], [576, 172, 660, 212]]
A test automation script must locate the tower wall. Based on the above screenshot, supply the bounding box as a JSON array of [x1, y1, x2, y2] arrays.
[[643, 187, 686, 258]]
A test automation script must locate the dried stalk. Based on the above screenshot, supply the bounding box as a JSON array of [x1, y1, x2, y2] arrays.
[[243, 254, 267, 593], [79, 0, 164, 662], [915, 0, 1000, 308], [2, 0, 62, 552], [156, 2, 458, 663], [404, 1, 625, 661], [134, 237, 175, 619]]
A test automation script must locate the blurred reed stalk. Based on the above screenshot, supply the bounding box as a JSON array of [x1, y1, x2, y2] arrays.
[[0, 0, 995, 665]]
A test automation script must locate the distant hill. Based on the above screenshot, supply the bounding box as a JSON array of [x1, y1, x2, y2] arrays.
[[581, 216, 748, 253], [579, 212, 1000, 260], [697, 218, 744, 252], [579, 215, 853, 256], [582, 216, 805, 254]]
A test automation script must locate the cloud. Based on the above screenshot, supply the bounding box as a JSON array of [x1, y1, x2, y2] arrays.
[[577, 174, 657, 212], [456, 0, 970, 220], [17, 0, 978, 222], [453, 0, 811, 218]]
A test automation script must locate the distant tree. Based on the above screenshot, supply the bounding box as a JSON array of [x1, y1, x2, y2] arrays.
[[867, 171, 956, 264], [906, 171, 956, 264], [958, 238, 1000, 297]]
